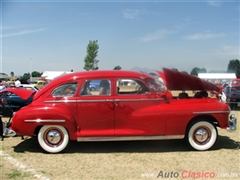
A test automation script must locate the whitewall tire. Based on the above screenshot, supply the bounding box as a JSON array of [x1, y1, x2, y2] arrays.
[[187, 121, 218, 151], [38, 125, 69, 153]]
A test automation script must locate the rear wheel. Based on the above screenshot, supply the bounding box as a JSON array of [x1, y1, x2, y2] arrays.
[[38, 125, 69, 153], [186, 121, 218, 151]]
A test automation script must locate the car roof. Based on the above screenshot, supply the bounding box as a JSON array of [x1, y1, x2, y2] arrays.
[[52, 70, 151, 84], [34, 70, 153, 99]]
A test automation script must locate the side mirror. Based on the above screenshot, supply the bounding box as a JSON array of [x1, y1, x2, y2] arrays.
[[160, 91, 172, 104]]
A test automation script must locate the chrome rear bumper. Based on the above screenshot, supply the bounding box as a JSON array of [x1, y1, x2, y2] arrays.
[[1, 120, 16, 138]]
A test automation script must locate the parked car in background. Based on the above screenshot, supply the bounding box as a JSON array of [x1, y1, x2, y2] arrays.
[[89, 80, 101, 91], [231, 78, 240, 87], [0, 83, 8, 91], [30, 80, 47, 89], [224, 85, 240, 110], [20, 84, 39, 91], [10, 69, 237, 153], [0, 88, 35, 117]]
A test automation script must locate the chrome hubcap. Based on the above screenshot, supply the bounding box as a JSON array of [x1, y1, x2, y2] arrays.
[[194, 127, 210, 144], [44, 129, 63, 147]]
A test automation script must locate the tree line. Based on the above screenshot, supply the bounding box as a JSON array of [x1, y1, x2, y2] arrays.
[[2, 40, 240, 81], [84, 40, 240, 78]]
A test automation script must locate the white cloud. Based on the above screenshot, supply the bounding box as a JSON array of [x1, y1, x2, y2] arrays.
[[122, 9, 145, 19], [208, 45, 240, 58], [221, 45, 240, 57], [183, 32, 225, 40], [122, 9, 162, 20], [140, 29, 178, 42], [207, 1, 221, 7], [2, 28, 47, 38]]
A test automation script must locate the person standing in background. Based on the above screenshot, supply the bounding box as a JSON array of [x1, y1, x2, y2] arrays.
[[15, 78, 21, 88]]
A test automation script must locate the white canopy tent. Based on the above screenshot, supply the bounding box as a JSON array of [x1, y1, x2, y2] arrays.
[[198, 73, 236, 80], [198, 73, 236, 86]]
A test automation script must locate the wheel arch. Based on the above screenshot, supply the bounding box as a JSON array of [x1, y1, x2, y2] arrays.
[[186, 115, 219, 134], [18, 105, 78, 140], [33, 124, 71, 139]]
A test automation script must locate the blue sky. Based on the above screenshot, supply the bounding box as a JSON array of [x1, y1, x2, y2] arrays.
[[1, 0, 239, 76]]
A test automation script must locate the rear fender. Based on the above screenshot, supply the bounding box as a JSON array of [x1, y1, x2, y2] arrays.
[[12, 106, 77, 139]]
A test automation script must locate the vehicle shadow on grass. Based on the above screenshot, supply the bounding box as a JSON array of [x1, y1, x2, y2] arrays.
[[13, 135, 240, 154]]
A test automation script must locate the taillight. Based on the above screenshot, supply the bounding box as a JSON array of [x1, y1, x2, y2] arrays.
[[1, 98, 7, 104]]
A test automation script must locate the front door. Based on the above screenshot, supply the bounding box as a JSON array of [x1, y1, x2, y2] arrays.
[[114, 78, 165, 136]]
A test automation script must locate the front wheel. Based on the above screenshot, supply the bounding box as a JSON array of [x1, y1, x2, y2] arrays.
[[186, 121, 218, 151], [38, 125, 69, 153]]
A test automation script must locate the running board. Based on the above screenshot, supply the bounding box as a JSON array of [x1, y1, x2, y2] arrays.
[[77, 135, 184, 142]]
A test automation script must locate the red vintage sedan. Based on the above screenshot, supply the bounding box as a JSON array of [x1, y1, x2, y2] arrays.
[[10, 68, 237, 153]]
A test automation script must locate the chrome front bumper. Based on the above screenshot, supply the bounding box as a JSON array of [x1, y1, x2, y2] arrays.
[[226, 114, 237, 131]]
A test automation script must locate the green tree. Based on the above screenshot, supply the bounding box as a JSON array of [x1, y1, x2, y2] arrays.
[[172, 68, 178, 72], [21, 73, 30, 81], [181, 71, 189, 74], [209, 70, 226, 73], [190, 67, 207, 76], [32, 71, 42, 77], [83, 40, 99, 71], [227, 59, 240, 78], [190, 67, 200, 76], [113, 66, 122, 70]]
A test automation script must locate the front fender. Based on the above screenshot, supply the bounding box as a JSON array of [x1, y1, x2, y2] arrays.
[[11, 105, 77, 140]]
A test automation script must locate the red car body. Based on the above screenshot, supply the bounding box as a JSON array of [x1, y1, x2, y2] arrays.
[[231, 78, 240, 87], [10, 69, 237, 153]]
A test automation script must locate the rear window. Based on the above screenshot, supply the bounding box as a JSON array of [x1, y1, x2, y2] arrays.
[[52, 83, 78, 97]]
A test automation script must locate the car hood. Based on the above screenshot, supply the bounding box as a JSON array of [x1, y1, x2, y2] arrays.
[[0, 88, 35, 100], [157, 68, 220, 92]]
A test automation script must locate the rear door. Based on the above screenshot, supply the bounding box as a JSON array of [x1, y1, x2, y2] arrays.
[[76, 78, 115, 137]]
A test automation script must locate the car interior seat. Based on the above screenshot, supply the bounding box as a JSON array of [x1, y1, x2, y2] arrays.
[[178, 92, 189, 99]]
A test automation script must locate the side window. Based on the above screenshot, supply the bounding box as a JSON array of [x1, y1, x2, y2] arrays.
[[52, 83, 78, 97], [80, 79, 111, 96], [117, 79, 149, 95]]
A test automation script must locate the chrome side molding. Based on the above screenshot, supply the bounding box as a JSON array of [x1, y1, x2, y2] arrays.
[[25, 119, 66, 123], [77, 135, 184, 142]]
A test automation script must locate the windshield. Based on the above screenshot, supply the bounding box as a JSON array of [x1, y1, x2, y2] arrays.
[[146, 78, 166, 93]]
